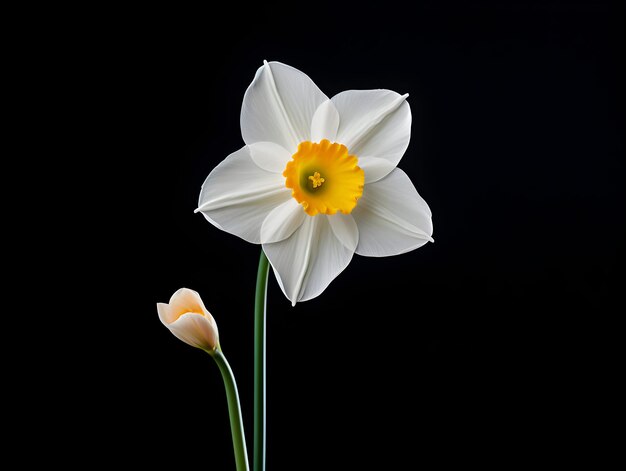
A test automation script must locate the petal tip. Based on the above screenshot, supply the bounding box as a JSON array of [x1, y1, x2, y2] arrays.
[[156, 302, 171, 325]]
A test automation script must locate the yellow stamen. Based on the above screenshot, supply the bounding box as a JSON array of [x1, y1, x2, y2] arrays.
[[308, 172, 325, 189]]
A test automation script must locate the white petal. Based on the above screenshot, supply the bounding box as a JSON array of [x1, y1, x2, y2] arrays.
[[167, 313, 219, 350], [157, 303, 174, 325], [263, 216, 355, 305], [332, 90, 411, 178], [169, 287, 204, 310], [196, 146, 291, 243], [310, 99, 340, 143], [358, 156, 398, 183], [260, 198, 306, 244], [241, 61, 328, 152], [352, 169, 433, 257], [327, 213, 358, 251], [249, 141, 292, 173]]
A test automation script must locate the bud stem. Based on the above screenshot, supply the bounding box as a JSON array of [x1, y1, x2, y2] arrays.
[[212, 350, 250, 471]]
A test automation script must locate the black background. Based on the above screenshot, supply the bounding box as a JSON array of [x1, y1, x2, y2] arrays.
[[80, 2, 624, 468]]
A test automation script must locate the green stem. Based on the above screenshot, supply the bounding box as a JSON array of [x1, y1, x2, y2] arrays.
[[254, 250, 270, 471], [212, 350, 250, 471]]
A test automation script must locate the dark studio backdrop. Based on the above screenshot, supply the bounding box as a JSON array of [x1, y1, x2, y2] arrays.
[[84, 2, 624, 468]]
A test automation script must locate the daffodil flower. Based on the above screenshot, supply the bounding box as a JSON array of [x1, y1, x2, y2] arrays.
[[197, 61, 433, 305]]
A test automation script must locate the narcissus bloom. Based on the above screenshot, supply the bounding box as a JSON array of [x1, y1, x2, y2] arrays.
[[157, 288, 219, 351], [197, 61, 433, 305]]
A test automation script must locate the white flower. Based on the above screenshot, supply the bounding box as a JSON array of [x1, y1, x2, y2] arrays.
[[197, 61, 433, 305], [157, 288, 219, 351]]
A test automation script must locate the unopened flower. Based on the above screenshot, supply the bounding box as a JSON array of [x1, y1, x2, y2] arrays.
[[157, 288, 219, 351]]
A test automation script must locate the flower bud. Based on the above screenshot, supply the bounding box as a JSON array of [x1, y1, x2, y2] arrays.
[[157, 288, 219, 351]]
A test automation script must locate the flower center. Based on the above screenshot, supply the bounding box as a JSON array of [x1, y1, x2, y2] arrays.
[[283, 139, 365, 216], [308, 172, 325, 188]]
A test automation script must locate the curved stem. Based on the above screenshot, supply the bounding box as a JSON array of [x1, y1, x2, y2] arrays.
[[254, 250, 270, 471], [212, 350, 250, 471]]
